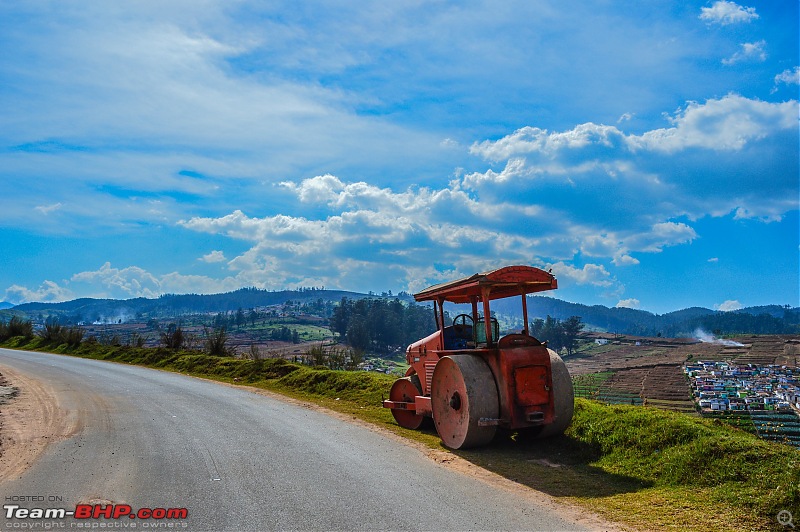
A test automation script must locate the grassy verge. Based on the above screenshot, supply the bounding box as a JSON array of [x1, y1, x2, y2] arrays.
[[2, 337, 797, 531]]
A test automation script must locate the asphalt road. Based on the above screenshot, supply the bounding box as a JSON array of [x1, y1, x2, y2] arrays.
[[0, 348, 591, 531]]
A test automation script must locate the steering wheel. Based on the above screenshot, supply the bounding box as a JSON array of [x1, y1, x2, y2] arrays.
[[452, 314, 473, 337]]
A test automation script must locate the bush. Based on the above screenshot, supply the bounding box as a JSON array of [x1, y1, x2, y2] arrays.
[[0, 316, 34, 341], [38, 318, 84, 347], [204, 326, 233, 357], [301, 344, 363, 370], [127, 332, 147, 348], [160, 324, 184, 350], [64, 326, 85, 347]]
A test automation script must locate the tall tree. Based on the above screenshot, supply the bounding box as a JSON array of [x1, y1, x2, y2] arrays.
[[561, 315, 585, 356]]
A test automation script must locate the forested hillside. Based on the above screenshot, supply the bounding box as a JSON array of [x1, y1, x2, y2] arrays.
[[9, 287, 396, 322], [516, 296, 800, 337]]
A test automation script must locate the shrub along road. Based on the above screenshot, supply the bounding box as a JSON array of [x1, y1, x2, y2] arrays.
[[0, 348, 607, 531]]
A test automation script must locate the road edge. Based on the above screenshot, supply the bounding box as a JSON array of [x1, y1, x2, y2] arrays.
[[0, 363, 78, 483]]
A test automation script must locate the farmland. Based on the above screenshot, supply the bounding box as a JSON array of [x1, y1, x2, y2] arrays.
[[565, 332, 800, 448]]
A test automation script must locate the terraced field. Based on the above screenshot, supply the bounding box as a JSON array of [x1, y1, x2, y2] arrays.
[[567, 333, 800, 417], [701, 410, 800, 448], [572, 364, 694, 411]]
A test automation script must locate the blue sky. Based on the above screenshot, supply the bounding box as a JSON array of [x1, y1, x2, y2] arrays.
[[0, 0, 797, 314]]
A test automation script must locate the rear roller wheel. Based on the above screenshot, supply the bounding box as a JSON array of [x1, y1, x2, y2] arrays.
[[431, 355, 499, 449], [389, 375, 425, 430]]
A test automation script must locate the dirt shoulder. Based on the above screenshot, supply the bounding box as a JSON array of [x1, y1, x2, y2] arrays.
[[0, 365, 77, 483]]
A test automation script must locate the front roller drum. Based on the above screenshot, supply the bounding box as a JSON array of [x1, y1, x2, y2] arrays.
[[389, 375, 425, 430], [431, 355, 499, 449]]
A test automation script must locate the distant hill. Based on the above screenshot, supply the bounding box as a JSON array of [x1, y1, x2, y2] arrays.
[[0, 302, 12, 310], [513, 297, 799, 337], [7, 288, 798, 338], [11, 288, 391, 322]]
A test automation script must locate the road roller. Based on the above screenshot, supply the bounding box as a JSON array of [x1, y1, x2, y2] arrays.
[[382, 265, 574, 449]]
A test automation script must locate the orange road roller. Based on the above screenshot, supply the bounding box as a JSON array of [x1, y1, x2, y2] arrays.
[[383, 265, 574, 449]]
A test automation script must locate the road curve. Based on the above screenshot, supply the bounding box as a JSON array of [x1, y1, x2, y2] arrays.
[[0, 348, 594, 531]]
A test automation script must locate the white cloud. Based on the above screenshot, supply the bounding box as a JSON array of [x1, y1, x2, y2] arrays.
[[617, 113, 634, 124], [35, 203, 63, 215], [180, 176, 629, 294], [71, 262, 162, 299], [469, 123, 625, 162], [547, 262, 614, 287], [722, 41, 767, 66], [699, 1, 758, 25], [158, 271, 241, 295], [715, 299, 743, 311], [67, 262, 240, 299], [708, 257, 719, 263], [466, 96, 795, 167], [773, 67, 800, 92], [613, 254, 640, 266], [174, 93, 795, 301], [616, 298, 640, 309], [633, 94, 792, 152], [200, 250, 227, 263], [579, 222, 696, 266], [3, 281, 73, 305], [635, 222, 698, 252]]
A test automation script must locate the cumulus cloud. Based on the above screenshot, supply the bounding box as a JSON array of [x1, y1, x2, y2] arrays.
[[469, 123, 625, 162], [65, 262, 240, 300], [3, 281, 73, 305], [577, 222, 696, 268], [722, 41, 767, 66], [465, 96, 795, 177], [200, 250, 227, 263], [773, 67, 800, 92], [716, 299, 743, 311], [632, 94, 791, 152], [613, 254, 640, 266], [171, 93, 795, 301], [180, 175, 631, 294], [71, 262, 162, 299], [547, 262, 614, 287], [616, 298, 640, 309], [699, 1, 758, 25], [178, 90, 796, 297], [630, 222, 698, 252]]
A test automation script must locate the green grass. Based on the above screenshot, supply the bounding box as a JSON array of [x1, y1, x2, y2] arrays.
[[572, 370, 613, 388], [2, 336, 798, 531], [240, 323, 333, 341], [568, 401, 799, 514]]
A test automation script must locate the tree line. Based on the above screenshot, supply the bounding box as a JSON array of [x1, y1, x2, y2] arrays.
[[329, 298, 435, 353], [530, 315, 585, 356]]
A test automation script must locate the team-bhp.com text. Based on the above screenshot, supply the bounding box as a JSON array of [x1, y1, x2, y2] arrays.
[[4, 504, 188, 520]]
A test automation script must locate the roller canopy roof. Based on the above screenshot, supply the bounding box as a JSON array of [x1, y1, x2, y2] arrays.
[[413, 265, 557, 304]]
